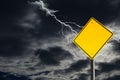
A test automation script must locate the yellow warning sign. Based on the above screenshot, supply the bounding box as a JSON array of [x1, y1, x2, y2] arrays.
[[73, 17, 113, 60]]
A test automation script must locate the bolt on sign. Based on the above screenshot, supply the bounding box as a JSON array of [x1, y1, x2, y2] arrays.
[[73, 17, 113, 60]]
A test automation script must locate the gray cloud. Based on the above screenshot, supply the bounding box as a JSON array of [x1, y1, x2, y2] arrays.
[[105, 75, 120, 80]]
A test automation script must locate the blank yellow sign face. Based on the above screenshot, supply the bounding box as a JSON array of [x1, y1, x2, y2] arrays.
[[73, 17, 113, 60]]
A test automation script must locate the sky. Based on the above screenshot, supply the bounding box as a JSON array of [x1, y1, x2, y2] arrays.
[[0, 0, 120, 80]]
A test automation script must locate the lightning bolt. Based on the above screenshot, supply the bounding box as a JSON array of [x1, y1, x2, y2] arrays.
[[32, 0, 82, 35], [64, 22, 82, 28]]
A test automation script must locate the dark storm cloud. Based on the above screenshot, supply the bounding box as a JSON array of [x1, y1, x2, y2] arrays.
[[71, 74, 88, 80], [111, 40, 120, 53], [43, 0, 120, 25], [0, 71, 31, 80], [35, 46, 73, 65], [78, 74, 88, 80], [96, 59, 120, 76], [65, 59, 89, 73], [35, 77, 50, 80], [51, 62, 89, 80]]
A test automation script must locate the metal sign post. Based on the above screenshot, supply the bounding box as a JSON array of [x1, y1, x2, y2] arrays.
[[91, 60, 95, 80]]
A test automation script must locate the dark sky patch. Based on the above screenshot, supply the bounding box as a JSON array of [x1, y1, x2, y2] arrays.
[[0, 35, 28, 57], [0, 23, 30, 57], [0, 0, 34, 57], [0, 0, 29, 23], [32, 12, 63, 38], [43, 0, 120, 25]]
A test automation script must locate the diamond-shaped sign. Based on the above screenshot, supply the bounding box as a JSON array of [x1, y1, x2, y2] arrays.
[[73, 17, 113, 60]]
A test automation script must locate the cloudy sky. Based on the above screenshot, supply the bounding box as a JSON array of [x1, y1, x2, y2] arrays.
[[0, 0, 120, 80]]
